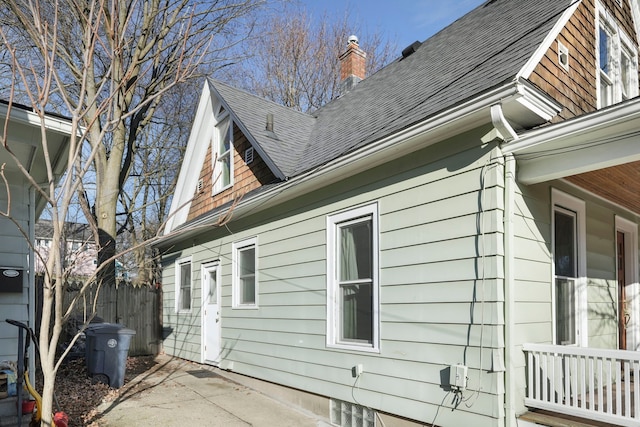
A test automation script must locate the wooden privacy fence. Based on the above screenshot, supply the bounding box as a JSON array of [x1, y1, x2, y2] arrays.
[[77, 283, 163, 356], [37, 277, 162, 356]]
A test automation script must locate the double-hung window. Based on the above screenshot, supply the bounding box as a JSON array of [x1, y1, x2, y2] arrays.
[[552, 190, 586, 346], [212, 109, 233, 194], [232, 237, 257, 308], [327, 203, 379, 351], [175, 257, 192, 312], [596, 2, 639, 108]]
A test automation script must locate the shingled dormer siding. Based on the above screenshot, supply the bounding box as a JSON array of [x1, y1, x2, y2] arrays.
[[187, 126, 276, 221], [528, 0, 638, 122]]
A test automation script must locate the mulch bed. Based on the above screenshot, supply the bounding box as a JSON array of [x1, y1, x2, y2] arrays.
[[35, 356, 157, 426]]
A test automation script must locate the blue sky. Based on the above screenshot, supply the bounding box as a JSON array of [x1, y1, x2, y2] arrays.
[[298, 0, 486, 50]]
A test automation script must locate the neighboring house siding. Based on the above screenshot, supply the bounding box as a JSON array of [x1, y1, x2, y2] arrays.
[[0, 180, 30, 364], [187, 127, 277, 221], [163, 131, 507, 426]]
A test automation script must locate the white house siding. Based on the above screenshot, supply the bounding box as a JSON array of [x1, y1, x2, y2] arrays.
[[162, 130, 508, 426], [0, 179, 31, 364]]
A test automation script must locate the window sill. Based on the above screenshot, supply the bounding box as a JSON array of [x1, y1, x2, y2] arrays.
[[212, 184, 233, 197], [232, 305, 258, 310], [327, 342, 380, 354]]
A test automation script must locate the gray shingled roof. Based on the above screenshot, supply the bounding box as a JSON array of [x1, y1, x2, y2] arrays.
[[211, 0, 574, 179], [209, 80, 315, 178]]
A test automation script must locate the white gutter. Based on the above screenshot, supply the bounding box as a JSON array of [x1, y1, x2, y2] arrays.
[[502, 98, 640, 184], [491, 105, 519, 142], [0, 103, 74, 136], [503, 98, 640, 154]]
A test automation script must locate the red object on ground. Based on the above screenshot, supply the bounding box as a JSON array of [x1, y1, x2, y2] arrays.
[[53, 411, 69, 427], [20, 400, 36, 414]]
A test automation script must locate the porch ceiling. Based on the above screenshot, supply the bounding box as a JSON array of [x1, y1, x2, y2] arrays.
[[566, 161, 640, 216]]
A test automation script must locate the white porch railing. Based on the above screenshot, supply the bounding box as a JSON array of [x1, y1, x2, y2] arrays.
[[523, 343, 640, 427]]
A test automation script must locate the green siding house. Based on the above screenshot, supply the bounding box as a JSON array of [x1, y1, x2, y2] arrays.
[[0, 102, 72, 420], [157, 1, 640, 426]]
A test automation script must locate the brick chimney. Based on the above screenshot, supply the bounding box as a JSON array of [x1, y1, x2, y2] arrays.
[[339, 35, 366, 94]]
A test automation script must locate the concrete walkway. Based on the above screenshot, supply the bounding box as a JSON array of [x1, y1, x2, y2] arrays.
[[93, 355, 328, 426]]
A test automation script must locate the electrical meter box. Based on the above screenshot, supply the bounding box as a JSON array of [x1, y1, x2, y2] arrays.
[[449, 364, 468, 391]]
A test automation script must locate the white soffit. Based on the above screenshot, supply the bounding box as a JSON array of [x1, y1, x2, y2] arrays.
[[503, 99, 640, 184]]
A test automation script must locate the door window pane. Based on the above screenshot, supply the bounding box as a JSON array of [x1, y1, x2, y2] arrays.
[[554, 210, 576, 278], [207, 271, 218, 305]]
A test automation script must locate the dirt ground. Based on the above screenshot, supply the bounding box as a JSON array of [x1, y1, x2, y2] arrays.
[[35, 356, 157, 427]]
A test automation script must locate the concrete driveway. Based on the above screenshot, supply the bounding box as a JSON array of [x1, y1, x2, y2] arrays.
[[92, 354, 329, 426]]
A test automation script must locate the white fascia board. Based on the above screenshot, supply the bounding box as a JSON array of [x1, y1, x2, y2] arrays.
[[517, 0, 582, 80], [207, 83, 286, 182], [514, 79, 563, 122], [503, 99, 640, 184], [164, 81, 213, 234], [157, 82, 525, 246], [0, 102, 74, 136]]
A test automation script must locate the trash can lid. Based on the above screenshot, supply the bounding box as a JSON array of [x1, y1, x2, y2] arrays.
[[85, 323, 136, 335]]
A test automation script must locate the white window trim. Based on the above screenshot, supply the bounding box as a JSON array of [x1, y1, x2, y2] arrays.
[[558, 41, 570, 72], [595, 1, 639, 108], [326, 203, 380, 353], [211, 109, 233, 195], [551, 189, 587, 347], [232, 237, 258, 309], [175, 256, 193, 313]]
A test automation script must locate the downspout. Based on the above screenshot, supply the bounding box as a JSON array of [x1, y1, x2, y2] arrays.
[[490, 104, 518, 427], [503, 152, 517, 427]]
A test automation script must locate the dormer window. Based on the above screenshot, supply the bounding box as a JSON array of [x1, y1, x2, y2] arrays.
[[212, 113, 233, 194], [596, 2, 638, 108]]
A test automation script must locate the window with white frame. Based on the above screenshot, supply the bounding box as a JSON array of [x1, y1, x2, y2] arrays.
[[175, 257, 192, 312], [552, 190, 586, 346], [596, 2, 639, 108], [212, 109, 233, 194], [232, 237, 257, 308], [327, 203, 379, 351]]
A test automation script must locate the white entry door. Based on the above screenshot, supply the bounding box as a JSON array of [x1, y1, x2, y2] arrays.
[[202, 261, 221, 364]]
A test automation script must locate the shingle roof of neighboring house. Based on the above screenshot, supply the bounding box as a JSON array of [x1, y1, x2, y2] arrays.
[[36, 219, 93, 242], [210, 0, 574, 179]]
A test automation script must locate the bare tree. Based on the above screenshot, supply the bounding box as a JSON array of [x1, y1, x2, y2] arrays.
[[2, 0, 264, 291], [224, 5, 397, 112], [0, 0, 263, 423], [117, 81, 199, 286]]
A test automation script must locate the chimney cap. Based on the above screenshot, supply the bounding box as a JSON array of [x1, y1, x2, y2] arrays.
[[347, 34, 359, 45]]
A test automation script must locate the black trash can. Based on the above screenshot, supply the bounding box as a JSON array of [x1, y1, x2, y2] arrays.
[[85, 323, 136, 388]]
